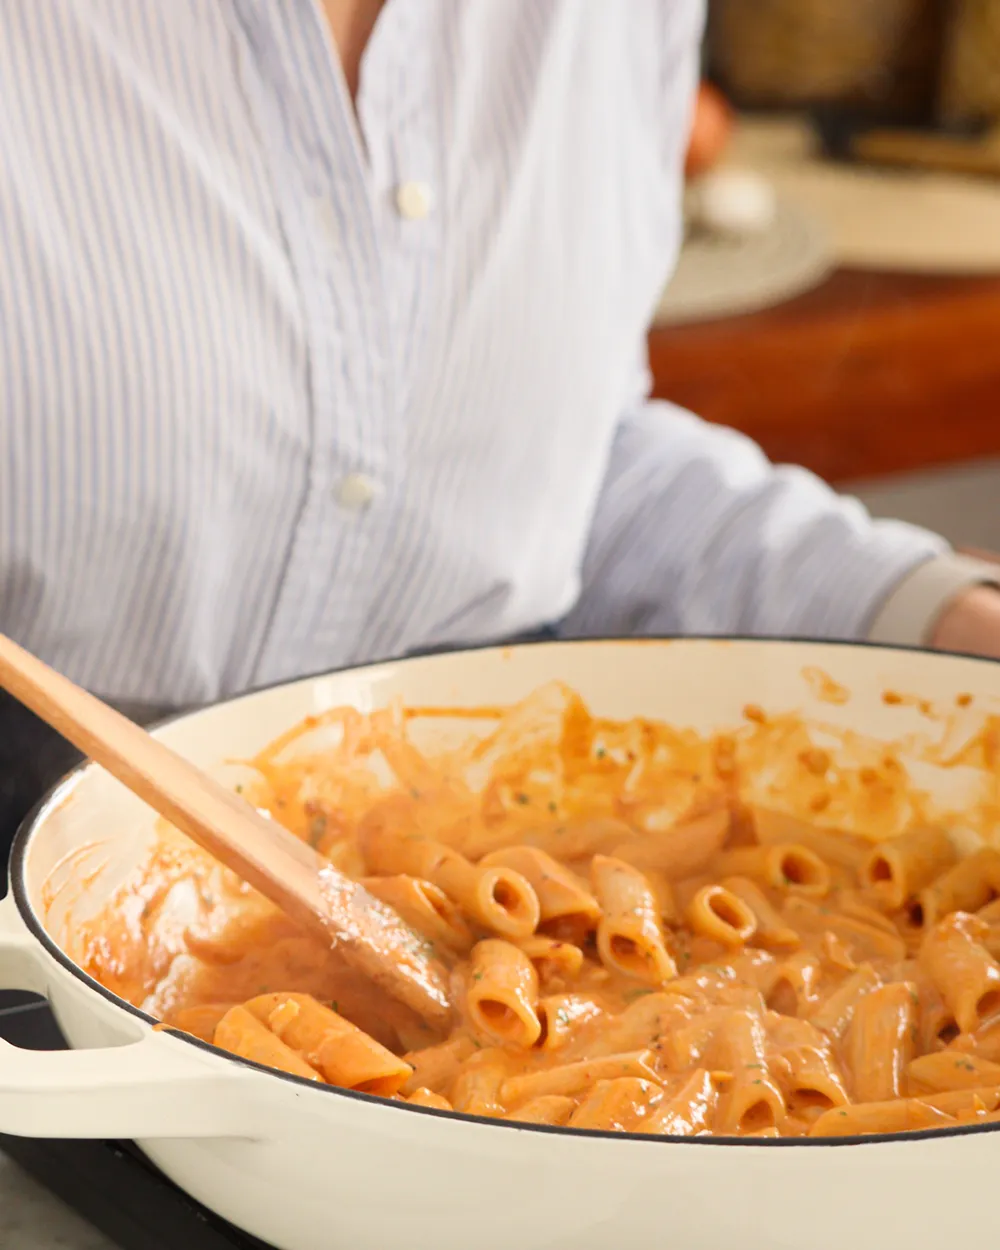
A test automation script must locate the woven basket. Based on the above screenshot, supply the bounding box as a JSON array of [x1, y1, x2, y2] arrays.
[[939, 0, 1000, 123], [707, 0, 946, 121]]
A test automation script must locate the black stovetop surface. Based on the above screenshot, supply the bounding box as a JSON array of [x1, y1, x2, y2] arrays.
[[0, 994, 273, 1250]]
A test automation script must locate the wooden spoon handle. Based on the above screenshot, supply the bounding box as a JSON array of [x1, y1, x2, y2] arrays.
[[0, 633, 452, 1028]]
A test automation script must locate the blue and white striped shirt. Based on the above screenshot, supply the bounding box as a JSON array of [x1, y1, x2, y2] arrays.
[[0, 0, 957, 705]]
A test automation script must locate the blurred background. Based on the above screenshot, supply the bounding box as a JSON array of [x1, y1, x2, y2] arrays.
[[657, 0, 1000, 552]]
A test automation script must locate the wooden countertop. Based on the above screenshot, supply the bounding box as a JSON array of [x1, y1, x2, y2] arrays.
[[647, 269, 1000, 484]]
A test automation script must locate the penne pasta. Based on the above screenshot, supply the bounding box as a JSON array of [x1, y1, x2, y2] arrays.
[[912, 977, 959, 1052], [243, 993, 412, 1096], [766, 1015, 848, 1113], [908, 1050, 1000, 1093], [401, 1036, 476, 1096], [646, 1068, 718, 1135], [913, 848, 1000, 930], [522, 817, 638, 860], [783, 897, 907, 962], [764, 950, 822, 1017], [609, 806, 731, 878], [846, 982, 917, 1103], [977, 898, 1000, 925], [919, 913, 1000, 1034], [715, 843, 831, 899], [746, 807, 870, 871], [213, 1006, 324, 1082], [480, 847, 601, 934], [685, 884, 756, 948], [535, 994, 603, 1051], [567, 1077, 664, 1132], [406, 1087, 453, 1111], [711, 1010, 785, 1134], [591, 855, 677, 984], [449, 1047, 510, 1117], [915, 1085, 1000, 1115], [504, 1095, 576, 1126], [466, 940, 542, 1048], [861, 827, 957, 912], [809, 1099, 955, 1137], [96, 684, 1000, 1143], [515, 935, 585, 983], [949, 1016, 1000, 1062], [167, 1002, 237, 1044], [357, 821, 540, 939], [360, 874, 474, 954], [720, 876, 800, 950], [808, 964, 880, 1041], [500, 1050, 660, 1105]]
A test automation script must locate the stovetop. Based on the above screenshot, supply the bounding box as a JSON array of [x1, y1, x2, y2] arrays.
[[0, 995, 272, 1250]]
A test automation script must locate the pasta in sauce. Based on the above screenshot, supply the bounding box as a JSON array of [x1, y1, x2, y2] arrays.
[[75, 682, 1000, 1138]]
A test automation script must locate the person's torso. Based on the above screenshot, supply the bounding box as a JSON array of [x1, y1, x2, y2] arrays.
[[0, 0, 697, 702]]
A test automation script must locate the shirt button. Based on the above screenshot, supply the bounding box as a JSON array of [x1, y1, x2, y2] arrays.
[[395, 181, 433, 221], [336, 473, 380, 513]]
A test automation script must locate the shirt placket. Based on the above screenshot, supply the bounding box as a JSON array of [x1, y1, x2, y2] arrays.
[[235, 0, 401, 684]]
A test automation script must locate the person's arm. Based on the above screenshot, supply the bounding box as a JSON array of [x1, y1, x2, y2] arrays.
[[559, 392, 977, 643], [558, 0, 1000, 654]]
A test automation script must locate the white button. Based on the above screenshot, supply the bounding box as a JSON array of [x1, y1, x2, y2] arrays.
[[395, 181, 433, 220], [336, 473, 379, 512]]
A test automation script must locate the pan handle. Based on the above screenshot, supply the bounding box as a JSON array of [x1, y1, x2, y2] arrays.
[[0, 895, 262, 1139]]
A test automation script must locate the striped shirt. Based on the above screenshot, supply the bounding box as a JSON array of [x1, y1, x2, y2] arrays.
[[0, 0, 970, 706]]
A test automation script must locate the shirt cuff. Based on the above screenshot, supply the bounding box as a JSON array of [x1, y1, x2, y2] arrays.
[[867, 554, 1000, 647]]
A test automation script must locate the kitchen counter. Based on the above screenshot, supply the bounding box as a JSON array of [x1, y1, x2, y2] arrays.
[[0, 1152, 113, 1249], [648, 268, 1000, 483]]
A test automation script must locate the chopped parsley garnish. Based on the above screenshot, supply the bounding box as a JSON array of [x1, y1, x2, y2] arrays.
[[307, 812, 327, 847]]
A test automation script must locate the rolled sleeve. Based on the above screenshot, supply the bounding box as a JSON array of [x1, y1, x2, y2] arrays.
[[867, 553, 1000, 646], [560, 401, 950, 642]]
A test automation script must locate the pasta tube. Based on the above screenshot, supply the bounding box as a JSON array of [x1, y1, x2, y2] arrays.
[[567, 1077, 664, 1132], [535, 994, 603, 1051], [168, 1002, 237, 1044], [721, 876, 800, 949], [480, 847, 600, 932], [746, 807, 870, 871], [591, 855, 677, 984], [244, 992, 412, 1096], [504, 1095, 576, 1126], [715, 843, 831, 899], [407, 1087, 453, 1111], [647, 1069, 718, 1136], [919, 913, 1000, 1034], [361, 875, 473, 954], [808, 964, 880, 1041], [764, 950, 822, 1017], [711, 1010, 785, 1134], [686, 884, 756, 948], [861, 828, 957, 911], [400, 1036, 476, 1095], [809, 1099, 954, 1137], [914, 848, 1000, 930], [908, 1050, 1000, 1093], [450, 1047, 509, 1117], [358, 823, 539, 938], [847, 982, 917, 1103], [500, 1050, 660, 1105], [213, 1006, 323, 1082], [784, 897, 906, 961], [609, 806, 731, 877], [516, 935, 584, 981], [466, 940, 541, 1048]]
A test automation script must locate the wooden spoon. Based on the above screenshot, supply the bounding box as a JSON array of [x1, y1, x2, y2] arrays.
[[0, 632, 452, 1029]]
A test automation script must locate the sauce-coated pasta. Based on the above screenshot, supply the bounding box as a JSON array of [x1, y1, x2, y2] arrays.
[[74, 682, 1000, 1139]]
